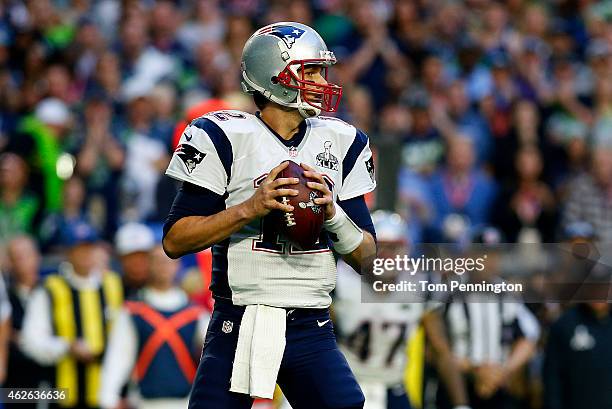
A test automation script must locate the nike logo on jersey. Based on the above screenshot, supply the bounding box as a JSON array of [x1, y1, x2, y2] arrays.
[[317, 319, 330, 327]]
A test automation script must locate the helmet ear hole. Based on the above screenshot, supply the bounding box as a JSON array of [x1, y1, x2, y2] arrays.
[[271, 76, 278, 84]]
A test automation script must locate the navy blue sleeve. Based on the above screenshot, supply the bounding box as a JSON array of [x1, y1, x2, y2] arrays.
[[163, 182, 226, 239], [337, 195, 376, 241]]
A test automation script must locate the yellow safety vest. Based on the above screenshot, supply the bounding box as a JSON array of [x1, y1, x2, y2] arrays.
[[405, 325, 426, 409], [45, 271, 123, 407]]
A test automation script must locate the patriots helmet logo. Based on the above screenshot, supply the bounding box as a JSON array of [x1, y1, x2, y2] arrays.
[[175, 144, 206, 174], [257, 25, 305, 49]]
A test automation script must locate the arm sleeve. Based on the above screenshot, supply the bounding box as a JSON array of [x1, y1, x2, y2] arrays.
[[99, 308, 138, 409], [512, 303, 541, 341], [163, 182, 226, 238], [337, 195, 376, 240], [20, 288, 70, 365], [165, 118, 233, 195], [338, 129, 376, 201]]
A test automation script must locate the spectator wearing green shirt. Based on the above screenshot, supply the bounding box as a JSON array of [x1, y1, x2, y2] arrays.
[[0, 153, 40, 245], [5, 98, 73, 215]]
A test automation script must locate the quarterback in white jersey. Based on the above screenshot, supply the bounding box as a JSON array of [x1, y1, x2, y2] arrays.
[[165, 110, 374, 308], [334, 212, 471, 409], [163, 22, 376, 409]]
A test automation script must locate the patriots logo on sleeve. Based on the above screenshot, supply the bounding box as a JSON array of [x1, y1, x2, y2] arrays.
[[175, 144, 206, 174], [257, 25, 305, 49], [365, 157, 375, 182]]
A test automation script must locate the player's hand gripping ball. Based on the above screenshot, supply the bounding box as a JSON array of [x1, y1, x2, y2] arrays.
[[275, 161, 325, 249]]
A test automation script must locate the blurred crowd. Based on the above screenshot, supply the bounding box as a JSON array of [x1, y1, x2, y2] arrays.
[[0, 0, 610, 409]]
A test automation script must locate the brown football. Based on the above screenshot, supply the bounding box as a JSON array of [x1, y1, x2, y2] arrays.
[[275, 161, 325, 249]]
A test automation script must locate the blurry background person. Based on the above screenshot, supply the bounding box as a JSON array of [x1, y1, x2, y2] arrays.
[[99, 245, 208, 409], [21, 221, 123, 409], [73, 94, 125, 240], [543, 302, 612, 409], [333, 211, 469, 409], [39, 176, 89, 253], [0, 153, 40, 246], [4, 235, 48, 408], [427, 136, 497, 242], [494, 146, 557, 243], [440, 228, 540, 409], [114, 223, 155, 299], [5, 97, 74, 215], [562, 146, 612, 243]]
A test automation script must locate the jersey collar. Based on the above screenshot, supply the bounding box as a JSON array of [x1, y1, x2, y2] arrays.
[[255, 111, 308, 148]]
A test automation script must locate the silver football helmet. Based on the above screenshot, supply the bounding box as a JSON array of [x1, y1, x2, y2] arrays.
[[241, 22, 342, 118]]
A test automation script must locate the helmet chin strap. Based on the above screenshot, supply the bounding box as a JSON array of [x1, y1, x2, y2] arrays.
[[296, 92, 321, 118]]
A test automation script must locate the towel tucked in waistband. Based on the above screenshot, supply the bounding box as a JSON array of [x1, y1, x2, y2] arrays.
[[230, 304, 286, 399]]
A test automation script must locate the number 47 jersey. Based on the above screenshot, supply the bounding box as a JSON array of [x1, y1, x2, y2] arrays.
[[165, 110, 376, 309]]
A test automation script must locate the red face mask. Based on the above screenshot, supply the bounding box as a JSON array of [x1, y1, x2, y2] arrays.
[[275, 59, 343, 112]]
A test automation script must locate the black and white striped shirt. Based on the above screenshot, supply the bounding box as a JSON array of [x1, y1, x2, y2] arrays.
[[443, 294, 540, 365]]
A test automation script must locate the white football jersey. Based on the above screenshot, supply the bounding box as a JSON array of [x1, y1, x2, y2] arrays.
[[165, 110, 376, 308], [334, 261, 439, 387]]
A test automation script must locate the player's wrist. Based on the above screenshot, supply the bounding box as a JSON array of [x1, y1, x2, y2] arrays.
[[324, 202, 337, 221], [237, 199, 259, 221], [323, 203, 363, 254]]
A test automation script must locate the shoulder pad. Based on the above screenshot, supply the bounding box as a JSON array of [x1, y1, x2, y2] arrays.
[[191, 110, 259, 138], [308, 116, 356, 139]]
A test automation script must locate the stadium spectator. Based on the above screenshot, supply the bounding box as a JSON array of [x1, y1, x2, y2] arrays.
[[434, 80, 493, 164], [339, 2, 404, 107], [0, 153, 40, 245], [120, 84, 169, 221], [39, 176, 89, 253], [73, 95, 125, 239], [427, 136, 497, 242], [495, 145, 557, 243], [4, 236, 47, 408], [115, 222, 155, 299], [563, 146, 612, 243], [6, 98, 73, 214]]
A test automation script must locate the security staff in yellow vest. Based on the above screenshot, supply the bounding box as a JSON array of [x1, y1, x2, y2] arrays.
[[21, 220, 123, 409]]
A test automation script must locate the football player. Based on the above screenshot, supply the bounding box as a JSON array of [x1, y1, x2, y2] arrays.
[[163, 23, 377, 409], [334, 211, 470, 409]]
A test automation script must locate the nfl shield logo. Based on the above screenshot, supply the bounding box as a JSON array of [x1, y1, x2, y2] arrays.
[[222, 320, 233, 334], [289, 147, 298, 158]]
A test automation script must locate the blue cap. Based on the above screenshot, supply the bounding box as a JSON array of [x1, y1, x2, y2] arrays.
[[59, 220, 99, 247]]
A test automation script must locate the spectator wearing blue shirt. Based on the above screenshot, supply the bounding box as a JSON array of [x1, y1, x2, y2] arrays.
[[427, 136, 497, 242]]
